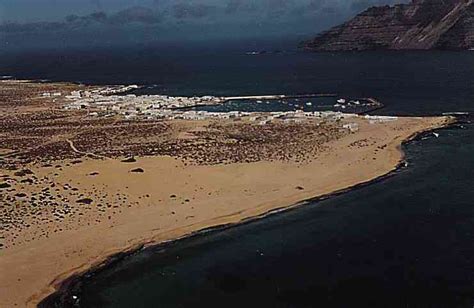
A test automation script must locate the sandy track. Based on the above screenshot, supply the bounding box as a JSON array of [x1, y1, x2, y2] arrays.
[[65, 139, 109, 160]]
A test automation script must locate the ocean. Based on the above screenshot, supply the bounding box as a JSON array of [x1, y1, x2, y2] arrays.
[[3, 43, 473, 307], [1, 44, 473, 115]]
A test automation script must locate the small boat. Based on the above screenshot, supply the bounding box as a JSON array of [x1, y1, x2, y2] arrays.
[[433, 132, 440, 138]]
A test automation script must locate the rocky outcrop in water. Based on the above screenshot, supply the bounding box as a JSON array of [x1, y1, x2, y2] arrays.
[[303, 0, 474, 51]]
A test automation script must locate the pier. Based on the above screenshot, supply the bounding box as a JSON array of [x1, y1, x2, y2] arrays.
[[224, 93, 337, 101]]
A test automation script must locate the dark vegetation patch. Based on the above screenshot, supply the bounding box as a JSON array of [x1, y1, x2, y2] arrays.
[[76, 198, 93, 205], [0, 183, 11, 189]]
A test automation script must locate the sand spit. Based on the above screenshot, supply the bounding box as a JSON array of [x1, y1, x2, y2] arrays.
[[37, 126, 450, 308], [0, 80, 453, 307]]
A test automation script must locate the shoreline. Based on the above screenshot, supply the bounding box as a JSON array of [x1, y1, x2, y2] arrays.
[[35, 117, 459, 308], [0, 78, 464, 307], [37, 159, 411, 307]]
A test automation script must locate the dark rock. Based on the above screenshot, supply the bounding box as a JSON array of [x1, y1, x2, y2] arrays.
[[303, 0, 474, 51], [130, 168, 144, 173], [121, 157, 136, 163], [0, 183, 11, 189]]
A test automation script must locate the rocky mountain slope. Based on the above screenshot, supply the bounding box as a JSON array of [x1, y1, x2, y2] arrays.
[[303, 0, 474, 51]]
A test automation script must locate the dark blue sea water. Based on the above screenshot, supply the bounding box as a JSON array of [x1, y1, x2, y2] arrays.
[[4, 44, 473, 308], [1, 45, 473, 115]]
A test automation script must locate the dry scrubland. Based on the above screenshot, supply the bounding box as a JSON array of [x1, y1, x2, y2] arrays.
[[0, 81, 451, 307]]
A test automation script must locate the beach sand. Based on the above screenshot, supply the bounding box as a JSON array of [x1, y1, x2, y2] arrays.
[[0, 114, 451, 307]]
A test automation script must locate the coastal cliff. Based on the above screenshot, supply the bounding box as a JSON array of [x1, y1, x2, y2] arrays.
[[303, 0, 474, 51]]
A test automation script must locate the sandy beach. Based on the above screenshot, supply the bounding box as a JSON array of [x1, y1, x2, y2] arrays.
[[0, 81, 452, 307]]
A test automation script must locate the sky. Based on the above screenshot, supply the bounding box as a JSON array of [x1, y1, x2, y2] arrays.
[[0, 0, 408, 50], [0, 0, 407, 22], [0, 0, 148, 21]]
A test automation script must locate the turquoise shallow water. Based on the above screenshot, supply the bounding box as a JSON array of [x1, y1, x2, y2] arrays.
[[9, 46, 472, 308]]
